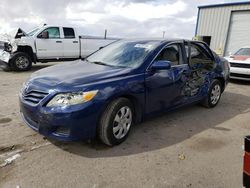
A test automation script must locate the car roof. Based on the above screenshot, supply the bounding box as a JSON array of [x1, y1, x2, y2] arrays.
[[121, 38, 192, 43]]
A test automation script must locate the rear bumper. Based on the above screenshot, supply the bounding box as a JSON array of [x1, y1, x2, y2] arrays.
[[230, 67, 250, 81]]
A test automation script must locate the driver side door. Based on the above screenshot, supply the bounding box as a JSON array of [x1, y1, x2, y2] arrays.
[[145, 42, 190, 114], [36, 27, 64, 59]]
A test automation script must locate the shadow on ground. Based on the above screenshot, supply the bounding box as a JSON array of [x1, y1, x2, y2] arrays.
[[229, 79, 250, 85], [50, 91, 250, 158], [27, 64, 54, 72]]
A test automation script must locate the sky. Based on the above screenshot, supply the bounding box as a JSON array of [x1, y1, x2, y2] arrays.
[[0, 0, 248, 39]]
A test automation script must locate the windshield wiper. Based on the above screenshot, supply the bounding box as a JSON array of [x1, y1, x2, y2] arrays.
[[91, 61, 109, 66], [89, 60, 127, 68]]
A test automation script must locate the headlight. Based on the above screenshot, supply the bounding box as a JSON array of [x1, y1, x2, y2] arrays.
[[46, 90, 98, 107], [4, 42, 12, 52]]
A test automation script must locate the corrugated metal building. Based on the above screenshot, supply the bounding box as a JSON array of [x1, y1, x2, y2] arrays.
[[195, 2, 250, 56]]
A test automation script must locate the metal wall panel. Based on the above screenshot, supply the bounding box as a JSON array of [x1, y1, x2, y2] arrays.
[[225, 11, 250, 55], [196, 4, 250, 55]]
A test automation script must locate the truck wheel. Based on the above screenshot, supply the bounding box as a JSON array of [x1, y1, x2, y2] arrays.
[[2, 64, 12, 72], [10, 52, 32, 71], [98, 98, 134, 146], [201, 79, 222, 108]]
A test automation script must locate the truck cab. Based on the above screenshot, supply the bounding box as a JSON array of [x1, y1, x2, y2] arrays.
[[0, 25, 117, 71]]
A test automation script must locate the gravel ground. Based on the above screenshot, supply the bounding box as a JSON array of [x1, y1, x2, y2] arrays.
[[0, 62, 249, 188]]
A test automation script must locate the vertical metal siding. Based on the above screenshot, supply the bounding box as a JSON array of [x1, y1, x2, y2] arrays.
[[225, 11, 250, 55], [196, 4, 250, 55]]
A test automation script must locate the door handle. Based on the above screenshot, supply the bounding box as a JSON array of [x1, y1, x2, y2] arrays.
[[73, 41, 78, 43], [56, 41, 62, 43]]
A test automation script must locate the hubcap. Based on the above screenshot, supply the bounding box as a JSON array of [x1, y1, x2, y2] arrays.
[[210, 84, 221, 105], [16, 56, 29, 69], [113, 106, 132, 139]]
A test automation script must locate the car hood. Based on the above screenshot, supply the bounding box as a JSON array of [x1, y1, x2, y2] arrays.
[[225, 55, 250, 63], [29, 60, 131, 90]]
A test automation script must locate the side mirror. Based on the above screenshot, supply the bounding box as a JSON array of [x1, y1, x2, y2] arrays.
[[39, 31, 49, 39], [151, 60, 171, 70]]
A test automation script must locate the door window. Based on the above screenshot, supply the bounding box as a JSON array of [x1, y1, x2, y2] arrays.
[[155, 44, 183, 66], [185, 43, 214, 70], [63, 27, 75, 38], [38, 27, 60, 38]]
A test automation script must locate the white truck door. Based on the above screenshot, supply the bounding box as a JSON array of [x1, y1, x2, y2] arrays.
[[62, 27, 79, 58], [36, 27, 63, 59]]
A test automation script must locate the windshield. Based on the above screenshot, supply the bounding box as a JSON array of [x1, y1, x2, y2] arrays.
[[27, 27, 41, 36], [86, 40, 159, 68], [235, 48, 250, 56]]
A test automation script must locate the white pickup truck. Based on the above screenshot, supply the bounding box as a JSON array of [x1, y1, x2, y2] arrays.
[[0, 25, 118, 71]]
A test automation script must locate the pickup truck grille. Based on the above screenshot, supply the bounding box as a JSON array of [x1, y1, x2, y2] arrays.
[[230, 63, 250, 69], [23, 90, 48, 105]]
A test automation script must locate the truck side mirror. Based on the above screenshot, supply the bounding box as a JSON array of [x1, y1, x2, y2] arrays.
[[39, 31, 49, 39]]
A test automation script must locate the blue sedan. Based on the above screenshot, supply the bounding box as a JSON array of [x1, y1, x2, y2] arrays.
[[19, 39, 230, 146]]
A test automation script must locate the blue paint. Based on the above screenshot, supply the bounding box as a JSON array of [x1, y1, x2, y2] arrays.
[[19, 39, 230, 141]]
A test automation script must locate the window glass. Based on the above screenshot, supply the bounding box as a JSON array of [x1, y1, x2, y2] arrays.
[[63, 27, 75, 38], [155, 44, 181, 66], [39, 27, 60, 38], [87, 40, 158, 68], [185, 43, 213, 70], [235, 48, 250, 56]]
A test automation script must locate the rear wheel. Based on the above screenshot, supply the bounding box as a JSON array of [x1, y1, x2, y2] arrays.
[[98, 98, 134, 146], [10, 52, 32, 71], [201, 79, 222, 108]]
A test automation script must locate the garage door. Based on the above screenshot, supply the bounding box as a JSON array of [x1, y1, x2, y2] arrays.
[[225, 11, 250, 56]]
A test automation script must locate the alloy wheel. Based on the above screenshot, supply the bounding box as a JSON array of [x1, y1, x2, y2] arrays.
[[210, 84, 221, 105], [16, 56, 29, 69], [113, 106, 132, 139]]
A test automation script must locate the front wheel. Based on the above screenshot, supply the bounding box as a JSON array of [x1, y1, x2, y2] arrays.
[[201, 79, 222, 108], [10, 52, 32, 71], [98, 98, 134, 146]]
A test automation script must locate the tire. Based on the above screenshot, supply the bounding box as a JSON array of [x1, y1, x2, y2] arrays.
[[10, 52, 32, 71], [201, 79, 222, 108], [2, 64, 12, 72], [98, 98, 134, 146]]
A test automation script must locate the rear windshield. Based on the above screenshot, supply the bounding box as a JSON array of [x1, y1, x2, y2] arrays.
[[235, 48, 250, 56]]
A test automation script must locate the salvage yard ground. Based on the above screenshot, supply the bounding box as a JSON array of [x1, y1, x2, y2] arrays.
[[0, 62, 250, 188]]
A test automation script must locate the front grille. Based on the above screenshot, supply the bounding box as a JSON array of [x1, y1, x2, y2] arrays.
[[230, 73, 250, 79], [23, 90, 48, 105], [230, 63, 250, 69]]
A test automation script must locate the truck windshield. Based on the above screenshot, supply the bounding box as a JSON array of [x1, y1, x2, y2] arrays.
[[27, 27, 41, 36], [86, 40, 159, 68], [235, 48, 250, 56]]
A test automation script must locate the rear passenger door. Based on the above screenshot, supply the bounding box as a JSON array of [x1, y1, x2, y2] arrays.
[[182, 42, 215, 100], [62, 27, 80, 58]]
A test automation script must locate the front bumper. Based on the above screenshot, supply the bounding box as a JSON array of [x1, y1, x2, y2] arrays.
[[230, 67, 250, 81], [0, 50, 10, 69], [19, 94, 103, 141]]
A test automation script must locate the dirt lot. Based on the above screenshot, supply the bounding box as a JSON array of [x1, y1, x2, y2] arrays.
[[0, 62, 249, 188]]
